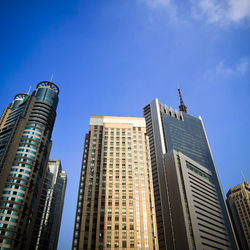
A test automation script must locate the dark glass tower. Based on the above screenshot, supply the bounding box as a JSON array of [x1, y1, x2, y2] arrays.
[[0, 81, 59, 249], [30, 159, 67, 250], [143, 93, 238, 249]]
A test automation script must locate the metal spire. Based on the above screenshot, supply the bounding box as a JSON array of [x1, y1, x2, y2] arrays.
[[50, 74, 54, 82], [241, 170, 248, 185], [178, 89, 187, 113], [27, 85, 31, 94]]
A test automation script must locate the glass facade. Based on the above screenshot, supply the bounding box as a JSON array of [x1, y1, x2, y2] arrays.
[[30, 159, 67, 250], [0, 82, 60, 249], [143, 98, 239, 250], [36, 87, 58, 110], [162, 112, 212, 171]]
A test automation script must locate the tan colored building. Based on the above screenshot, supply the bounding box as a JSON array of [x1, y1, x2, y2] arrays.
[[72, 116, 158, 250], [226, 178, 250, 250]]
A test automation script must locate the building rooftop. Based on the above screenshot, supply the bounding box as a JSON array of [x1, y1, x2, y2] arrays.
[[90, 116, 146, 127]]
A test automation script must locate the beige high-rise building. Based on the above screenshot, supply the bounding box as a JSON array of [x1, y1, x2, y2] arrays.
[[226, 177, 250, 250], [72, 116, 158, 250]]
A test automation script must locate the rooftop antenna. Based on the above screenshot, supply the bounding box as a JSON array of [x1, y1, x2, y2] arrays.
[[241, 170, 248, 185], [178, 89, 187, 113], [27, 86, 31, 94], [50, 74, 54, 82]]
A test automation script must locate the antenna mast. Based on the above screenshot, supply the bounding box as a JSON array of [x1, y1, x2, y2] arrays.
[[27, 86, 31, 94], [241, 170, 248, 185], [50, 74, 54, 82], [178, 89, 187, 113]]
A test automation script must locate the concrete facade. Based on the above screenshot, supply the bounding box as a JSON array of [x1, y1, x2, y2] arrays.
[[164, 150, 234, 249], [226, 180, 250, 250], [72, 116, 158, 250]]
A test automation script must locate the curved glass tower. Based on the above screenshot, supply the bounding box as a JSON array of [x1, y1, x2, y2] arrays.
[[0, 81, 59, 249]]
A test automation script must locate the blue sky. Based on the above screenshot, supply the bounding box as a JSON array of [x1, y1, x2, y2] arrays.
[[0, 0, 250, 249]]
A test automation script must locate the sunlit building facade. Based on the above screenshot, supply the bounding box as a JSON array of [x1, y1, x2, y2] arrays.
[[0, 81, 59, 249], [72, 116, 158, 250], [226, 178, 250, 250], [143, 92, 238, 249]]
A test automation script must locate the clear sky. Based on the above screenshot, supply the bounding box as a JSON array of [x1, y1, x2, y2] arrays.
[[0, 0, 250, 249]]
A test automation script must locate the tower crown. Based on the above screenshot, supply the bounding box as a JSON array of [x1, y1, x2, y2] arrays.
[[178, 89, 187, 113], [36, 81, 59, 94], [13, 93, 29, 101]]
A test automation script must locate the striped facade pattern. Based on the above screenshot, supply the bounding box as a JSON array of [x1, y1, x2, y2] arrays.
[[73, 116, 158, 250]]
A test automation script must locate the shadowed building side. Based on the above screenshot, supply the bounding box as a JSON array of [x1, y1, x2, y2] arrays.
[[164, 150, 234, 249], [29, 159, 67, 250]]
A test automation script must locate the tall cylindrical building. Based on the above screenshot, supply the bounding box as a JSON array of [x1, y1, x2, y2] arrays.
[[0, 81, 59, 249]]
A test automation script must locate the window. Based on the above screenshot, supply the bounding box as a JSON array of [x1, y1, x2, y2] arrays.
[[115, 231, 119, 239], [122, 241, 127, 248]]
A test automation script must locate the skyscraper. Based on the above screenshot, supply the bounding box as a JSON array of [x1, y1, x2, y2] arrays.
[[0, 81, 59, 249], [226, 176, 250, 250], [72, 116, 158, 250], [29, 159, 67, 250], [143, 92, 238, 249]]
